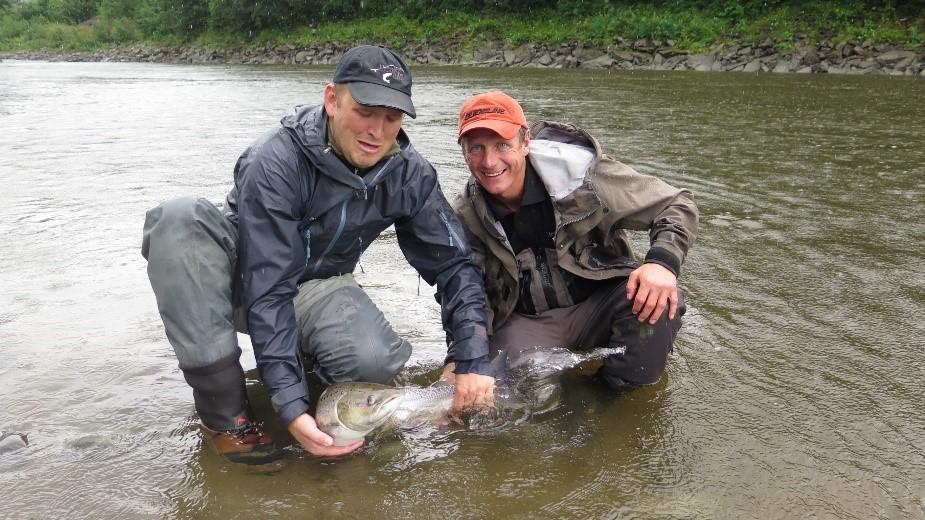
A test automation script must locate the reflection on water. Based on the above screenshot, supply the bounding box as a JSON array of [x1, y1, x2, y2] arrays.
[[1, 60, 923, 519]]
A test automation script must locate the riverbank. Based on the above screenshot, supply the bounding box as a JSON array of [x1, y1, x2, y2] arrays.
[[3, 38, 924, 75]]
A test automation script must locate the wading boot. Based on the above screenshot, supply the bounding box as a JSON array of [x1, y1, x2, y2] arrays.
[[200, 421, 284, 465]]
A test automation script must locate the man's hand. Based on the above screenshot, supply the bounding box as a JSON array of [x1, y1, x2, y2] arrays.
[[439, 362, 457, 384], [287, 413, 363, 457], [626, 263, 679, 325], [450, 368, 495, 414]]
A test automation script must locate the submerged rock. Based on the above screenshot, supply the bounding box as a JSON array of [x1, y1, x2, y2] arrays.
[[0, 431, 29, 454]]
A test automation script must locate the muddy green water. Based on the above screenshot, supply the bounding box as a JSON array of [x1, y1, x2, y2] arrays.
[[1, 60, 923, 519]]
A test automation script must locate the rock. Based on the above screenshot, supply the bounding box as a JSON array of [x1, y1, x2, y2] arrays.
[[894, 56, 915, 69], [613, 50, 635, 62], [876, 50, 917, 63], [503, 50, 517, 66], [537, 52, 553, 66], [743, 59, 761, 73], [577, 47, 604, 61], [0, 432, 28, 454], [295, 50, 311, 63], [796, 66, 813, 73], [802, 48, 820, 65], [772, 59, 791, 73], [688, 54, 714, 71], [665, 55, 687, 70], [580, 55, 614, 69]]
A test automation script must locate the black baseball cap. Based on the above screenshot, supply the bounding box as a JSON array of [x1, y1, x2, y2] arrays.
[[332, 45, 416, 119]]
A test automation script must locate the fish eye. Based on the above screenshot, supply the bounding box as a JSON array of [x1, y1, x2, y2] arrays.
[[367, 395, 375, 405]]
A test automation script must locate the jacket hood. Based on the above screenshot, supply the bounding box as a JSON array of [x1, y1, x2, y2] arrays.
[[280, 104, 413, 189], [528, 121, 602, 201]]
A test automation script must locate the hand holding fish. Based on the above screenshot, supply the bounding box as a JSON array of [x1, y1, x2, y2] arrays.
[[287, 412, 364, 456], [452, 372, 495, 414]]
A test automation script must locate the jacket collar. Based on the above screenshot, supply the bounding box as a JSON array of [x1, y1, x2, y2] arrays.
[[280, 104, 410, 189], [466, 121, 607, 243]]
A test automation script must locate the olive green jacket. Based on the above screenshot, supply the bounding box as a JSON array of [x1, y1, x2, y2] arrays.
[[452, 120, 698, 334]]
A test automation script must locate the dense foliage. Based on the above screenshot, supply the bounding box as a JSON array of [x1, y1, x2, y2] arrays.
[[1, 0, 923, 51]]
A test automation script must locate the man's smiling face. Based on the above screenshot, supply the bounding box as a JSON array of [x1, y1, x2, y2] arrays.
[[461, 127, 530, 210]]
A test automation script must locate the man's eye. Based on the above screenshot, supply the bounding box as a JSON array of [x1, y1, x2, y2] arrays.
[[468, 145, 483, 154], [497, 143, 511, 151]]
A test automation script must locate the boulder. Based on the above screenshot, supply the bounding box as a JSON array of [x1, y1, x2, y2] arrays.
[[0, 432, 28, 454], [580, 55, 614, 69], [772, 59, 791, 73], [613, 50, 635, 62], [876, 50, 916, 63], [743, 59, 761, 73], [688, 54, 714, 71]]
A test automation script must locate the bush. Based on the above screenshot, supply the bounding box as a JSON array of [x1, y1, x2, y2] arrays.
[[47, 0, 95, 23], [92, 16, 141, 42], [136, 0, 209, 38], [97, 0, 136, 20]]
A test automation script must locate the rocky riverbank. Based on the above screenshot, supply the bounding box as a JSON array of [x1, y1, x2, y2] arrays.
[[3, 37, 924, 75]]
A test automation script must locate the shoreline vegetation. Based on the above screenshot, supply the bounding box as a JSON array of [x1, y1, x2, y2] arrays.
[[1, 1, 924, 74]]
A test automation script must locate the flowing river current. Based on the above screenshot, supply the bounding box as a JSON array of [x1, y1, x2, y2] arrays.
[[1, 60, 923, 519]]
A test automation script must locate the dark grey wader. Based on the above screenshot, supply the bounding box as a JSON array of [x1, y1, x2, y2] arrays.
[[141, 197, 411, 431], [491, 279, 685, 391]]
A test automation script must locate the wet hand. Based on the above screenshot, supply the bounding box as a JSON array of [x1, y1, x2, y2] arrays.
[[287, 413, 363, 457], [626, 263, 678, 325], [452, 372, 495, 414], [439, 362, 457, 385]]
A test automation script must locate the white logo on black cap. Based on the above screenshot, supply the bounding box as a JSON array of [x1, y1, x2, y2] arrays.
[[370, 64, 405, 85]]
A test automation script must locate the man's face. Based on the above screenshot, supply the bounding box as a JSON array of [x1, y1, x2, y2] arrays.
[[461, 127, 530, 208], [324, 84, 404, 170]]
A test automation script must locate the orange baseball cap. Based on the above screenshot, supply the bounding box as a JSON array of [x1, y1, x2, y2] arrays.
[[457, 91, 528, 142]]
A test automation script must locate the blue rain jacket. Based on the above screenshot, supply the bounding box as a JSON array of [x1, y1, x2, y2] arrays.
[[225, 104, 490, 425]]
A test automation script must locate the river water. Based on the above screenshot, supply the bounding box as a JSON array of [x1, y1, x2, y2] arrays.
[[1, 60, 923, 519]]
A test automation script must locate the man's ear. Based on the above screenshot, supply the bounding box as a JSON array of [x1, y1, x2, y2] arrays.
[[323, 83, 337, 115]]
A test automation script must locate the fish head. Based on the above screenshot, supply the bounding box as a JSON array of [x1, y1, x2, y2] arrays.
[[315, 382, 406, 446]]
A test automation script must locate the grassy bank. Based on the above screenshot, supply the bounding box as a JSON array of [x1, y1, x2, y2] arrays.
[[2, 3, 924, 54]]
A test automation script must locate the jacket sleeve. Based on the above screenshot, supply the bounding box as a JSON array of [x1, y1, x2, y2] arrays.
[[595, 156, 698, 276], [394, 170, 492, 376], [234, 140, 311, 426], [441, 223, 496, 369]]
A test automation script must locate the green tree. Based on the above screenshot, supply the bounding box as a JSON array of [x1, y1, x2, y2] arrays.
[[97, 0, 136, 20], [137, 0, 209, 37], [51, 0, 96, 22]]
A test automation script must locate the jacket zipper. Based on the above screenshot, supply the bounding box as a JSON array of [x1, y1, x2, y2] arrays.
[[311, 200, 349, 274], [439, 211, 463, 249]]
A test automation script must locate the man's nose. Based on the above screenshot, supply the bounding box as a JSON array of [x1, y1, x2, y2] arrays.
[[367, 116, 385, 139], [480, 148, 499, 169]]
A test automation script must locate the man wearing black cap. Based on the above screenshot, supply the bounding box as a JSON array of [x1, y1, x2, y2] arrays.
[[142, 45, 494, 464]]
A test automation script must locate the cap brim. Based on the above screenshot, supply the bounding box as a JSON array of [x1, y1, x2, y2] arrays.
[[348, 82, 416, 119], [458, 119, 522, 142]]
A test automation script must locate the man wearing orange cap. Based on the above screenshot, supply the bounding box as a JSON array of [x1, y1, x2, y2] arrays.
[[442, 91, 698, 391]]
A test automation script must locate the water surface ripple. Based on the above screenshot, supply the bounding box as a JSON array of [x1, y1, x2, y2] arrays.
[[1, 61, 923, 519]]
